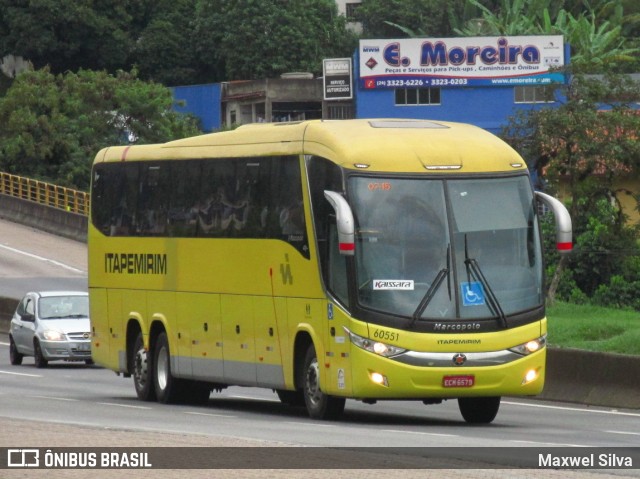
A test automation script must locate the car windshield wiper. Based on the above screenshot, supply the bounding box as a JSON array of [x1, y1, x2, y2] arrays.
[[464, 235, 507, 328], [409, 244, 451, 329]]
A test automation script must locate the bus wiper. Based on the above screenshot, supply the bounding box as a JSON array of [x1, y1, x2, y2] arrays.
[[409, 244, 451, 329], [464, 235, 507, 328]]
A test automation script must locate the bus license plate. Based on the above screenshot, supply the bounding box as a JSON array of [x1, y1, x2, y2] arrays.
[[443, 375, 475, 388]]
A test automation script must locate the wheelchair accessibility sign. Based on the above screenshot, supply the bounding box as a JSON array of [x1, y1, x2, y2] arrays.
[[461, 282, 485, 306]]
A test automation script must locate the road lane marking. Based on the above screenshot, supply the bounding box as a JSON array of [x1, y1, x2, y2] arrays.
[[605, 430, 640, 436], [0, 243, 85, 273], [0, 369, 42, 377], [97, 402, 152, 409], [511, 440, 588, 447], [503, 400, 640, 417], [283, 422, 337, 428], [184, 411, 236, 418], [29, 395, 78, 402], [382, 429, 457, 437]]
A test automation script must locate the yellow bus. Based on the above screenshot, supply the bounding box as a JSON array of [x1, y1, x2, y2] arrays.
[[88, 119, 572, 423]]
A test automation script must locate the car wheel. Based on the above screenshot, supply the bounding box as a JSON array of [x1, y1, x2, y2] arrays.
[[302, 344, 345, 420], [34, 340, 48, 368], [458, 396, 501, 424], [9, 336, 23, 366], [132, 332, 156, 401]]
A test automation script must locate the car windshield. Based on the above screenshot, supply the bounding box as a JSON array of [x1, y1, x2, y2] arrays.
[[38, 296, 89, 319], [348, 175, 543, 322]]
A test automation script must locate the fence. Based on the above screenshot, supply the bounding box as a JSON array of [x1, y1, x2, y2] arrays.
[[0, 172, 89, 216]]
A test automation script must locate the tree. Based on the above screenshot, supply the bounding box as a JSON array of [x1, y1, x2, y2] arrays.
[[0, 68, 201, 190], [193, 0, 357, 80], [130, 0, 206, 86], [0, 0, 147, 74], [455, 0, 640, 73], [502, 73, 640, 302], [356, 0, 470, 38]]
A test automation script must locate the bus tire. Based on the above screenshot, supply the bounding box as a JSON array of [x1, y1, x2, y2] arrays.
[[302, 345, 345, 420], [132, 332, 156, 401], [458, 396, 501, 424], [153, 332, 182, 404]]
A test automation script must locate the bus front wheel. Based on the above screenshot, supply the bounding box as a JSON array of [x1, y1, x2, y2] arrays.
[[458, 396, 501, 424], [132, 332, 156, 401], [302, 345, 345, 420]]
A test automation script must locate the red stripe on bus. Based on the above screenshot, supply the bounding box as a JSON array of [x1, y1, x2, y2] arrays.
[[339, 243, 355, 252], [121, 145, 132, 161]]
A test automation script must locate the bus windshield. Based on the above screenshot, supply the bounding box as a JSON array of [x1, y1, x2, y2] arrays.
[[348, 175, 543, 322]]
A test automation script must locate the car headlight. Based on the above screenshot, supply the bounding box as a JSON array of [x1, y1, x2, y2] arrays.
[[508, 335, 546, 355], [344, 327, 406, 358], [42, 330, 66, 341]]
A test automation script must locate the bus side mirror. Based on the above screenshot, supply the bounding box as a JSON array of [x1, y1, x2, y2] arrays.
[[324, 190, 355, 256], [535, 191, 573, 253]]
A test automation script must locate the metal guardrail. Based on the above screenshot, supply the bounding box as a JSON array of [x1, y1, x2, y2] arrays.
[[0, 172, 89, 216]]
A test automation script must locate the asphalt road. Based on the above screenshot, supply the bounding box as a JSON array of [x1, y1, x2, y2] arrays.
[[1, 217, 639, 478]]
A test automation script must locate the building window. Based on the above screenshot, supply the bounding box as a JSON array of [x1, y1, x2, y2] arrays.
[[395, 87, 441, 106], [514, 86, 555, 104], [345, 2, 362, 21]]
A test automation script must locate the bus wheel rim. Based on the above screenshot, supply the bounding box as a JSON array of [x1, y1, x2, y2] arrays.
[[306, 358, 322, 406], [134, 349, 148, 387], [157, 346, 169, 391]]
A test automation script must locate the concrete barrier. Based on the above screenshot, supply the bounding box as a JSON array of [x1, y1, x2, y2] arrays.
[[540, 348, 640, 409], [0, 193, 87, 242]]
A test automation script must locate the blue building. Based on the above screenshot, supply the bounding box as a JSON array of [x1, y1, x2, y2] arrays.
[[172, 35, 569, 135]]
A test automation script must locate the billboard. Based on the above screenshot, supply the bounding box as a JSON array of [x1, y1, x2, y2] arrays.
[[323, 58, 353, 100], [359, 36, 565, 89]]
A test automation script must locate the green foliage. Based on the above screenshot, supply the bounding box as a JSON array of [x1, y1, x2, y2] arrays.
[[0, 0, 140, 73], [0, 68, 201, 190], [547, 301, 640, 355], [356, 0, 467, 38], [593, 275, 640, 310], [508, 73, 640, 309], [193, 0, 357, 81], [455, 0, 640, 72]]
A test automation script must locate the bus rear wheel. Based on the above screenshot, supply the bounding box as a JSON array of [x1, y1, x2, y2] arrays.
[[132, 332, 156, 401], [458, 396, 501, 424], [302, 345, 345, 420], [153, 332, 182, 404]]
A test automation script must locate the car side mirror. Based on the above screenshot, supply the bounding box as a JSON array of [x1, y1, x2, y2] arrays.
[[21, 313, 35, 322]]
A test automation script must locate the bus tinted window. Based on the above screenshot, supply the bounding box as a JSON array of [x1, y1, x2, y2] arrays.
[[91, 156, 309, 257]]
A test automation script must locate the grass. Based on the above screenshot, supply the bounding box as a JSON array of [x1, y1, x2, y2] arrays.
[[546, 301, 640, 356]]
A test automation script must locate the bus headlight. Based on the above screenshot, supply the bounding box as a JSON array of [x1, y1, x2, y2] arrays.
[[344, 327, 406, 358], [508, 335, 546, 356]]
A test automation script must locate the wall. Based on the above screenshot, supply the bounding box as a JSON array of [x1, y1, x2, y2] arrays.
[[0, 194, 87, 243], [172, 83, 222, 132]]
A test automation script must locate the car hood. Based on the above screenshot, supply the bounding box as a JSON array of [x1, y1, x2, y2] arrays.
[[37, 318, 91, 335]]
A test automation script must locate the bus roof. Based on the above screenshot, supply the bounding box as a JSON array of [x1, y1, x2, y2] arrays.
[[93, 119, 526, 174]]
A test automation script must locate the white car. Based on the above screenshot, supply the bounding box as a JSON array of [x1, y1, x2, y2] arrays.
[[9, 291, 92, 367]]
